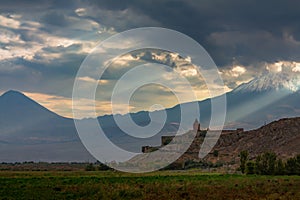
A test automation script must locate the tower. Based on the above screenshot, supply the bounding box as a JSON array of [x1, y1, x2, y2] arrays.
[[193, 118, 200, 132]]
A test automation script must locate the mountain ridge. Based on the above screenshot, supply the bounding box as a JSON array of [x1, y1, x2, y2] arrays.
[[0, 70, 299, 162], [233, 72, 300, 93], [0, 90, 95, 162]]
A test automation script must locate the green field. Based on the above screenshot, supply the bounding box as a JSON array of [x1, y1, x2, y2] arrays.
[[0, 171, 299, 199]]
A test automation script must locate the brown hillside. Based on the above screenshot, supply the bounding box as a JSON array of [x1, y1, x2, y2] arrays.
[[202, 117, 300, 164], [124, 117, 300, 171]]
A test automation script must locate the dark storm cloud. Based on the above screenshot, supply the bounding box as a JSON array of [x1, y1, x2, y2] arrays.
[[0, 0, 79, 11], [41, 11, 71, 27], [2, 0, 300, 66], [84, 0, 300, 66], [1, 0, 300, 97], [0, 0, 52, 11], [0, 54, 85, 97]]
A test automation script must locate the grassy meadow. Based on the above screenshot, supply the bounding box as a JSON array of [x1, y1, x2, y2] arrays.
[[0, 170, 299, 199]]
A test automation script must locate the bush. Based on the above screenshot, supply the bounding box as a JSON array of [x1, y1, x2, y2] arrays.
[[239, 150, 249, 174], [85, 163, 95, 171], [245, 161, 255, 174], [275, 159, 285, 175], [285, 157, 300, 175], [261, 152, 277, 175], [213, 150, 219, 157], [240, 151, 300, 175], [97, 163, 111, 171]]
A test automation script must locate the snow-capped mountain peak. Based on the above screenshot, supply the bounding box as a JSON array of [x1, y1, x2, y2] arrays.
[[233, 72, 300, 93]]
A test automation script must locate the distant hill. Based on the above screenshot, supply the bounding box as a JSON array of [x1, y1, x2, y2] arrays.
[[97, 72, 300, 135], [0, 90, 94, 162]]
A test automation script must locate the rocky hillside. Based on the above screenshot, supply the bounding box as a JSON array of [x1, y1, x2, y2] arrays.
[[161, 117, 300, 166], [106, 117, 300, 171], [201, 117, 300, 165]]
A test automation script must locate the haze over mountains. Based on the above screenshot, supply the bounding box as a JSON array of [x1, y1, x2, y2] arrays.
[[0, 90, 94, 162], [0, 72, 299, 162], [136, 71, 300, 129], [225, 72, 300, 128]]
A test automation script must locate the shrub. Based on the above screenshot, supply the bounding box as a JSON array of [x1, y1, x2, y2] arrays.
[[85, 163, 95, 171], [239, 150, 249, 174], [213, 150, 219, 157], [275, 159, 285, 175], [245, 161, 255, 174], [97, 163, 111, 171], [240, 151, 300, 175], [252, 152, 277, 175], [285, 157, 298, 175]]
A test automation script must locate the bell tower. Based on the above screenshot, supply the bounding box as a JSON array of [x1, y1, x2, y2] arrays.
[[193, 118, 200, 132]]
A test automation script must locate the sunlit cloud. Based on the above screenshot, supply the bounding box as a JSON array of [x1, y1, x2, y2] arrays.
[[22, 91, 135, 119], [265, 61, 300, 75], [231, 66, 246, 77], [292, 63, 300, 72], [75, 8, 87, 17], [175, 66, 198, 77], [78, 76, 110, 84], [0, 28, 23, 44], [24, 92, 73, 118], [266, 62, 282, 73], [1, 0, 300, 120], [0, 15, 21, 29]]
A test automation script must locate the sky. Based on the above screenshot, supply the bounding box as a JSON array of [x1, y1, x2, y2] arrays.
[[1, 0, 300, 118]]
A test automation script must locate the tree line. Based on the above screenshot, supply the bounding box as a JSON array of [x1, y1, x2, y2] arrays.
[[239, 150, 300, 175]]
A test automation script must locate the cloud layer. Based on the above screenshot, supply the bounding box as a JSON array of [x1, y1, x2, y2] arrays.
[[1, 0, 300, 117]]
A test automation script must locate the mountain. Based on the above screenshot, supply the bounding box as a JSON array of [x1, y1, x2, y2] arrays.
[[0, 90, 94, 162], [225, 72, 300, 129], [91, 72, 300, 156], [0, 71, 299, 162], [233, 72, 300, 92], [0, 90, 75, 144], [107, 72, 300, 131]]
